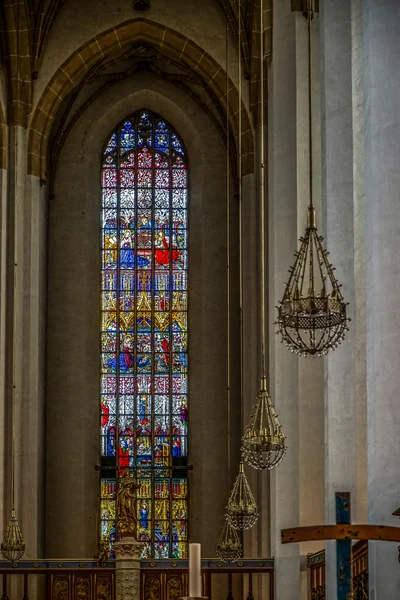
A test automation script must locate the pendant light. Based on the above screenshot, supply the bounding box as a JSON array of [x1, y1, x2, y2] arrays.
[[1, 0, 26, 562], [225, 0, 258, 530], [275, 0, 350, 357], [241, 0, 287, 471], [216, 1, 243, 562]]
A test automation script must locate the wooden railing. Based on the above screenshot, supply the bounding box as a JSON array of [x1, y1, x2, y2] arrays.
[[0, 558, 274, 600], [307, 541, 368, 599]]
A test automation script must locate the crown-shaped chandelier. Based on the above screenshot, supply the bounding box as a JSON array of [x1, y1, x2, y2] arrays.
[[216, 518, 242, 562], [1, 510, 25, 562], [226, 462, 259, 530], [216, 0, 248, 558], [242, 0, 286, 472], [242, 376, 286, 470], [275, 0, 349, 357]]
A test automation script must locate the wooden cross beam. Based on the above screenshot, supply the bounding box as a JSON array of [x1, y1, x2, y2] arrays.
[[281, 492, 400, 600]]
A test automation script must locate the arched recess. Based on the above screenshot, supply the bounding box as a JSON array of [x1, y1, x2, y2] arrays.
[[27, 18, 254, 180], [46, 74, 242, 558]]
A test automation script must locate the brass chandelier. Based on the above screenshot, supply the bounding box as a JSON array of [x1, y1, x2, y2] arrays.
[[1, 0, 25, 563], [216, 1, 242, 561], [226, 462, 259, 530], [275, 0, 349, 357], [224, 0, 259, 532], [216, 518, 242, 562], [242, 376, 286, 470], [241, 0, 287, 471]]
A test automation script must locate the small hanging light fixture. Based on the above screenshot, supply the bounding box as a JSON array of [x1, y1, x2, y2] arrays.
[[1, 0, 26, 562], [226, 462, 258, 530], [241, 0, 287, 471], [225, 0, 260, 529], [242, 376, 286, 470], [216, 518, 242, 562], [275, 0, 350, 357], [216, 1, 242, 561]]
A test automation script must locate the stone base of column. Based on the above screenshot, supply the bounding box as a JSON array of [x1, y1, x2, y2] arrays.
[[114, 537, 142, 600]]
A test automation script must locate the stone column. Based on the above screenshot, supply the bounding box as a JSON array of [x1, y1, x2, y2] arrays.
[[294, 9, 325, 564], [363, 1, 400, 596], [114, 538, 142, 600], [269, 1, 300, 598], [5, 126, 46, 559], [269, 3, 325, 599], [319, 1, 363, 597]]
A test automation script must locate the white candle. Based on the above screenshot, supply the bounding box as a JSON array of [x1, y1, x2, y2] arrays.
[[189, 542, 202, 597]]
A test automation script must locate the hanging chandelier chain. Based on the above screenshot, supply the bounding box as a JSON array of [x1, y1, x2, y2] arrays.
[[275, 0, 350, 357], [238, 0, 245, 436], [11, 0, 22, 517], [226, 0, 232, 490], [307, 0, 314, 213], [259, 0, 266, 382]]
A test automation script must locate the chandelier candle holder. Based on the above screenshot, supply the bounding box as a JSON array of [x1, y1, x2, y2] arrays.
[[275, 0, 349, 357], [242, 376, 287, 470], [216, 518, 242, 562], [1, 509, 25, 562], [275, 205, 349, 356], [242, 0, 287, 471], [216, 0, 245, 561], [226, 462, 259, 530]]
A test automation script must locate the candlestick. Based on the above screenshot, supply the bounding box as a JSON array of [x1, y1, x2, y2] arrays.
[[189, 543, 202, 598]]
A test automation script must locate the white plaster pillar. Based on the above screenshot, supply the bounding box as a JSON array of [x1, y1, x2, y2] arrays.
[[294, 10, 325, 564], [363, 1, 400, 596], [269, 3, 325, 599], [319, 0, 366, 596], [269, 1, 300, 598]]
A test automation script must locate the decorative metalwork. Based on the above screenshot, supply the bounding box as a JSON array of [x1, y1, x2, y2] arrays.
[[275, 206, 349, 357], [242, 0, 287, 471], [242, 376, 287, 470], [311, 586, 325, 600], [0, 510, 25, 562], [353, 571, 368, 600], [226, 462, 258, 530], [216, 519, 242, 562], [275, 1, 349, 357]]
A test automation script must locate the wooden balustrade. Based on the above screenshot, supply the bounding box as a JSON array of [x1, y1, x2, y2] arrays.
[[307, 540, 368, 600], [0, 558, 274, 600]]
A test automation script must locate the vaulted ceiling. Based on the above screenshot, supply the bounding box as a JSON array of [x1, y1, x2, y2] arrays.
[[1, 0, 267, 182]]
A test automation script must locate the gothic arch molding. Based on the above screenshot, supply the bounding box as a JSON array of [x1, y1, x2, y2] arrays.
[[46, 76, 241, 557], [27, 18, 255, 180]]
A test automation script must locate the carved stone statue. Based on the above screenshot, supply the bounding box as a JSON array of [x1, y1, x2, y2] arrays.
[[116, 470, 139, 538]]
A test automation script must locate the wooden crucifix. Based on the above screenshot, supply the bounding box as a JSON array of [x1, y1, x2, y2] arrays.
[[281, 492, 400, 600]]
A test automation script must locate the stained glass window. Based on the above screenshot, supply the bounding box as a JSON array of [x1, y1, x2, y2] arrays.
[[100, 110, 188, 559]]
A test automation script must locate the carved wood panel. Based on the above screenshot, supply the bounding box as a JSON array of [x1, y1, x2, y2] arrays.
[[50, 573, 114, 600]]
